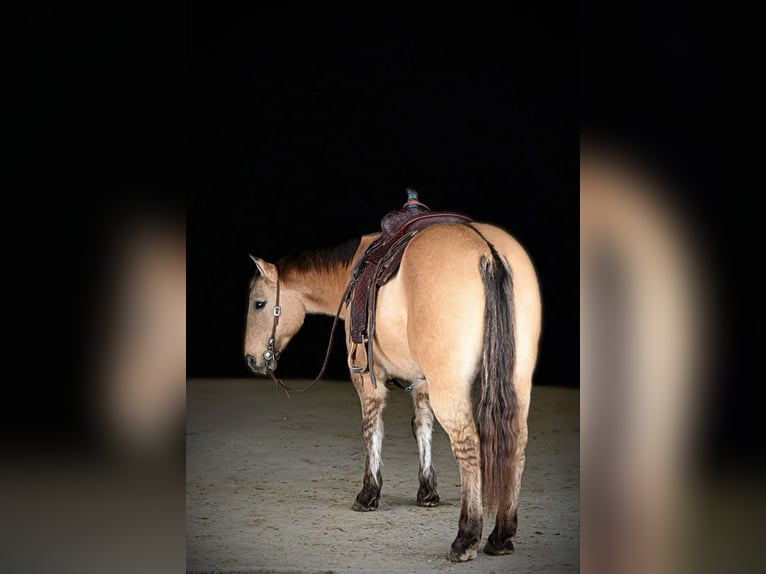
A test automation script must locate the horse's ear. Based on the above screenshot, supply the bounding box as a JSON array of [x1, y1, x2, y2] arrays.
[[249, 255, 277, 281]]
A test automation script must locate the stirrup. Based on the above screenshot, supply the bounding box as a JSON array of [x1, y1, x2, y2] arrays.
[[349, 340, 370, 374]]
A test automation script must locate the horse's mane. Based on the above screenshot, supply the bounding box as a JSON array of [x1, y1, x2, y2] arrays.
[[277, 236, 361, 276]]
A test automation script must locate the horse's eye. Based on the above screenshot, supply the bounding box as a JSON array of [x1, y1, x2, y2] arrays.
[[254, 300, 266, 310]]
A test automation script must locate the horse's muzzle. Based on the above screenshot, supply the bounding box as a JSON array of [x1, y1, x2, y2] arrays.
[[246, 354, 266, 375]]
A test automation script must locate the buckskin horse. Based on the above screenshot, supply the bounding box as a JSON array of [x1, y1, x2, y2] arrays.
[[243, 192, 541, 562]]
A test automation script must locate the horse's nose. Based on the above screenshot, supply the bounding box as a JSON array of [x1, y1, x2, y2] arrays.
[[246, 354, 258, 372]]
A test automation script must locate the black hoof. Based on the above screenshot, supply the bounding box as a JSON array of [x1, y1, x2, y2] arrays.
[[484, 536, 515, 556], [352, 473, 381, 512], [447, 538, 479, 562], [485, 512, 518, 554], [416, 485, 440, 507], [352, 491, 380, 512], [416, 468, 439, 507], [352, 498, 379, 511]]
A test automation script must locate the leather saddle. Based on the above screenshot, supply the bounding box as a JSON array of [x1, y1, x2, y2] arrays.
[[345, 191, 472, 387]]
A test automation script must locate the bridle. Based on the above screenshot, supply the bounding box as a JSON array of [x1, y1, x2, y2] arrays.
[[263, 273, 281, 370], [262, 272, 290, 394], [259, 265, 350, 397]]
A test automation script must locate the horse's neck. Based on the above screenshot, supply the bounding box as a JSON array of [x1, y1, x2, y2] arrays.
[[288, 266, 350, 316], [284, 234, 377, 316]]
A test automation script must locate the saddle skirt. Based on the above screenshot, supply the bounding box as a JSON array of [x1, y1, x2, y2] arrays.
[[345, 193, 472, 386]]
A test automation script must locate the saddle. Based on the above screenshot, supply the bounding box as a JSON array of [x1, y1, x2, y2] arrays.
[[345, 190, 472, 387]]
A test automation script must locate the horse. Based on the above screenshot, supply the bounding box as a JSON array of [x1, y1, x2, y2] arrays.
[[244, 217, 541, 562]]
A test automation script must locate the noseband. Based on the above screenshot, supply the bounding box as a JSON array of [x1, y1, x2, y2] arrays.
[[263, 272, 281, 370]]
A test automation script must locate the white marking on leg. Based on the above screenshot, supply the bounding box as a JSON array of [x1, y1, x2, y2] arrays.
[[369, 417, 384, 485], [417, 419, 433, 476], [470, 477, 482, 514], [413, 394, 435, 478]]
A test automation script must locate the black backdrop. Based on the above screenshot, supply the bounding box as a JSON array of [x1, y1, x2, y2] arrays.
[[188, 10, 578, 385]]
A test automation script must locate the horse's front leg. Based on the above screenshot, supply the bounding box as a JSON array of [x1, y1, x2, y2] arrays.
[[411, 384, 439, 506], [350, 371, 387, 511]]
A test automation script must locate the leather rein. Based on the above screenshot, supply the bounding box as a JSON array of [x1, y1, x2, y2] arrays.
[[263, 268, 351, 397]]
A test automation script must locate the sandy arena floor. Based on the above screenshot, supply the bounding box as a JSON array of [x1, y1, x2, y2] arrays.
[[187, 379, 578, 573]]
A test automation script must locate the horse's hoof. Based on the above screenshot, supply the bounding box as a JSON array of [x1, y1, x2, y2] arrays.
[[416, 490, 440, 507], [352, 497, 379, 512], [446, 546, 478, 562], [484, 537, 515, 556], [352, 482, 381, 512], [447, 537, 479, 562]]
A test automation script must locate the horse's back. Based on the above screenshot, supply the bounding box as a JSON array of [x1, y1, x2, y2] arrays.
[[374, 222, 540, 385]]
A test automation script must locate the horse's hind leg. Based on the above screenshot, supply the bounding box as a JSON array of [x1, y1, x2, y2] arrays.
[[428, 381, 483, 562], [411, 384, 439, 507], [485, 375, 532, 556], [350, 372, 387, 512]]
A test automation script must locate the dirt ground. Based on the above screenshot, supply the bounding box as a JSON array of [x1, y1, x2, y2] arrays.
[[187, 379, 579, 573]]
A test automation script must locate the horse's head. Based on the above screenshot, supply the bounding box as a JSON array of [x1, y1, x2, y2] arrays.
[[244, 255, 306, 376]]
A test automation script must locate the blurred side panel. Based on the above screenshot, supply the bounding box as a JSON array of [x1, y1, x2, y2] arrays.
[[581, 145, 711, 574], [1, 2, 186, 573]]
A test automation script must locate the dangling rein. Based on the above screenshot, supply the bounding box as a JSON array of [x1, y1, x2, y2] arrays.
[[264, 269, 352, 397]]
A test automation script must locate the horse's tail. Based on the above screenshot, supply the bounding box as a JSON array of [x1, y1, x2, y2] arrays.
[[477, 245, 517, 510]]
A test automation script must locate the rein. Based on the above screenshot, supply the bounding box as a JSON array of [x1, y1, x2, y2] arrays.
[[264, 268, 353, 396]]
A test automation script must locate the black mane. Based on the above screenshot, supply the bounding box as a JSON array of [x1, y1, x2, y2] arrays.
[[277, 236, 361, 275]]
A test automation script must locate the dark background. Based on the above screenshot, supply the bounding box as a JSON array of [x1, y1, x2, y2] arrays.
[[3, 5, 764, 572], [2, 5, 765, 573], [187, 9, 578, 385], [581, 1, 764, 467], [3, 2, 759, 460], [4, 2, 184, 450]]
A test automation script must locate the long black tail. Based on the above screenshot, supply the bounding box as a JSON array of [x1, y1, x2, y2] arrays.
[[477, 245, 517, 510]]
